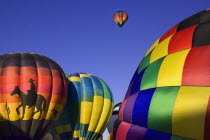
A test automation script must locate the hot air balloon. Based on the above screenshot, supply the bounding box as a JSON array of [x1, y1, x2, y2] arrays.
[[113, 11, 128, 29], [111, 9, 210, 140], [107, 103, 121, 133], [49, 73, 114, 140], [0, 53, 67, 140]]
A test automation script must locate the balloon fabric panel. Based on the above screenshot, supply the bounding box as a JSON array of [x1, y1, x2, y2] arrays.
[[118, 100, 126, 121], [129, 68, 146, 96], [159, 25, 178, 43], [193, 22, 210, 47], [140, 57, 164, 90], [115, 122, 131, 140], [145, 39, 160, 57], [168, 25, 196, 54], [157, 49, 190, 87], [148, 87, 180, 133], [150, 35, 172, 64], [130, 88, 156, 128], [172, 86, 210, 139], [182, 46, 210, 86], [121, 93, 138, 124]]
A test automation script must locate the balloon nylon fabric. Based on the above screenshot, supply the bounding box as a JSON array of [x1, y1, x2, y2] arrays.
[[50, 73, 114, 140], [112, 9, 210, 140]]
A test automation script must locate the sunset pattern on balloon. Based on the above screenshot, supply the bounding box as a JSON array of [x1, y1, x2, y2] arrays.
[[112, 9, 210, 140], [0, 53, 67, 139], [113, 11, 128, 28], [50, 73, 114, 140]]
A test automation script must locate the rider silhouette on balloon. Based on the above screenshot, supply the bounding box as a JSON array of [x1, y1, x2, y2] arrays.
[[10, 78, 46, 119], [27, 78, 37, 97]]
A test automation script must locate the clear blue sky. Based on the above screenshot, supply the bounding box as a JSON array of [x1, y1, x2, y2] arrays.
[[0, 0, 210, 139]]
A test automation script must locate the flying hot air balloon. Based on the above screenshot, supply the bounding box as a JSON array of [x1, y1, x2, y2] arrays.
[[49, 73, 114, 140], [0, 53, 67, 140], [113, 11, 128, 29], [111, 9, 210, 140]]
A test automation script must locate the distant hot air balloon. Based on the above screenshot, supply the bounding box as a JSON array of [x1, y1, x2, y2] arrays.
[[111, 9, 210, 140], [0, 53, 67, 140], [113, 11, 128, 29], [107, 103, 121, 133], [49, 73, 114, 140]]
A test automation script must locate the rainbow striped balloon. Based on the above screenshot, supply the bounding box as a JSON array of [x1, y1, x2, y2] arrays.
[[112, 9, 210, 140], [0, 53, 67, 139], [50, 73, 114, 140], [113, 11, 128, 29]]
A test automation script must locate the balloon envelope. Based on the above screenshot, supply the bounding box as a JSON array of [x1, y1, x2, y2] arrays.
[[50, 73, 114, 140], [0, 53, 67, 139], [112, 9, 210, 140]]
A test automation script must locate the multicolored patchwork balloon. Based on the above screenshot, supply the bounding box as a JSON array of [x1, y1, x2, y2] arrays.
[[0, 53, 67, 139], [113, 11, 128, 29], [111, 9, 210, 140], [50, 73, 114, 140]]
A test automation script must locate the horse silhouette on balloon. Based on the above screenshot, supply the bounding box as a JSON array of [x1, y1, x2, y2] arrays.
[[10, 78, 47, 120]]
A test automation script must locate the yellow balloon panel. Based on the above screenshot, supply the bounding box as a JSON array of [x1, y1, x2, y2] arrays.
[[172, 86, 210, 139]]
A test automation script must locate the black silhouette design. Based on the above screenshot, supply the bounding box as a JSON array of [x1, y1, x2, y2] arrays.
[[10, 78, 46, 119], [0, 113, 3, 120], [5, 102, 10, 120], [51, 108, 59, 120]]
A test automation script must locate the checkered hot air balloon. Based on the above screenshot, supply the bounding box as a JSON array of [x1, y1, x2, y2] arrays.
[[49, 73, 114, 140], [111, 9, 210, 140], [113, 11, 128, 29], [0, 53, 67, 140]]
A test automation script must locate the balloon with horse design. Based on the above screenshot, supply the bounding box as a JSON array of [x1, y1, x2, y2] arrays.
[[10, 84, 46, 120], [49, 73, 114, 140], [0, 53, 67, 140]]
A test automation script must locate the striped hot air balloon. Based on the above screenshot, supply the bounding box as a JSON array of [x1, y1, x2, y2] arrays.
[[113, 11, 128, 29], [0, 53, 67, 140], [111, 9, 210, 140], [50, 73, 114, 140]]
